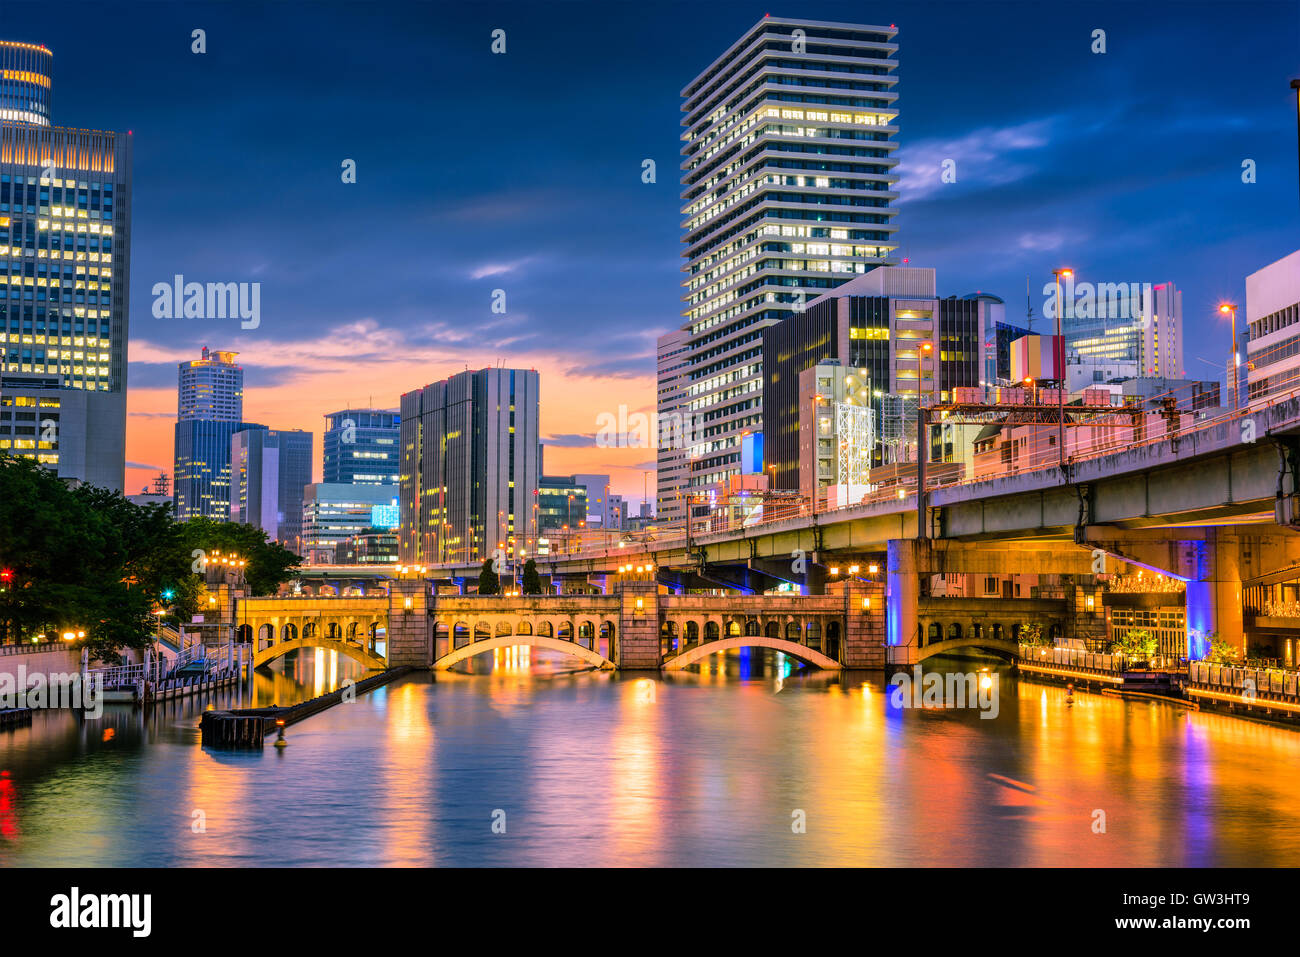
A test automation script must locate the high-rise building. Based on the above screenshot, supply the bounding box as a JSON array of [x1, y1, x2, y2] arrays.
[[230, 427, 313, 549], [761, 267, 996, 498], [1245, 249, 1300, 404], [301, 482, 397, 564], [323, 408, 400, 485], [1062, 280, 1183, 379], [673, 16, 900, 507], [655, 329, 691, 524], [0, 39, 132, 490], [399, 368, 540, 565], [173, 347, 260, 521]]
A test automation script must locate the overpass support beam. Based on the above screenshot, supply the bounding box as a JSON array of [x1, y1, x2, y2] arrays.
[[886, 539, 924, 666], [1186, 529, 1243, 658]]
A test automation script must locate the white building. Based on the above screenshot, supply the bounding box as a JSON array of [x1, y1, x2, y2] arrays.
[[674, 15, 900, 506], [1245, 249, 1300, 404]]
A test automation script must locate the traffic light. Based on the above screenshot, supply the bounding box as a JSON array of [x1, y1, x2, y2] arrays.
[[161, 588, 175, 602], [0, 569, 12, 584]]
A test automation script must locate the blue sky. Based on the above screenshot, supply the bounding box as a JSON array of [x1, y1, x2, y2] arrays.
[[7, 0, 1300, 498]]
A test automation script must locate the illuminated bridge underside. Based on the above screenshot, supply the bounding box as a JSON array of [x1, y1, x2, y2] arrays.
[[911, 636, 1019, 663], [253, 636, 387, 671], [434, 634, 614, 671], [663, 635, 842, 672]]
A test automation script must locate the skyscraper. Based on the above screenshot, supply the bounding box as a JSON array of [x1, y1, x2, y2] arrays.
[[655, 329, 690, 524], [0, 39, 132, 490], [399, 368, 540, 565], [230, 427, 313, 549], [1062, 280, 1184, 379], [323, 407, 399, 485], [671, 16, 900, 510], [173, 347, 261, 521]]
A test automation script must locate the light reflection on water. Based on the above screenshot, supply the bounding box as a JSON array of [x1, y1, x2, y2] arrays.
[[2, 647, 1300, 866]]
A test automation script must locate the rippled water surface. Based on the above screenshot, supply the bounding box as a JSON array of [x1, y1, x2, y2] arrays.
[[3, 647, 1299, 866]]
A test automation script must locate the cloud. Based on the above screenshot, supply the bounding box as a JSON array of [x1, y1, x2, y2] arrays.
[[469, 257, 537, 280], [895, 116, 1060, 203], [125, 461, 164, 471]]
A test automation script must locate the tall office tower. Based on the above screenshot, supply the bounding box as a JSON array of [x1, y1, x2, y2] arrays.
[[399, 368, 540, 565], [673, 16, 899, 512], [230, 427, 312, 550], [322, 408, 399, 485], [1062, 280, 1183, 379], [0, 39, 132, 490], [173, 347, 259, 521], [655, 329, 690, 524]]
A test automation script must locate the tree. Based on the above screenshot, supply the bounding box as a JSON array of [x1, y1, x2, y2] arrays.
[[175, 517, 303, 597], [521, 559, 543, 595], [1111, 629, 1157, 660], [1205, 633, 1240, 665], [478, 558, 501, 595], [1020, 622, 1046, 646]]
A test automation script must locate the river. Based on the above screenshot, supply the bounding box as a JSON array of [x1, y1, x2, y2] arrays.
[[2, 647, 1298, 866]]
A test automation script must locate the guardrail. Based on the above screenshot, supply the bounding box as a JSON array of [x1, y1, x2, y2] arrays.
[[1017, 644, 1124, 675], [1189, 661, 1300, 701]]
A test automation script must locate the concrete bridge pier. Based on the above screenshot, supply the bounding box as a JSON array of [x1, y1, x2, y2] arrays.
[[616, 580, 660, 670], [387, 579, 431, 667], [886, 539, 922, 665]]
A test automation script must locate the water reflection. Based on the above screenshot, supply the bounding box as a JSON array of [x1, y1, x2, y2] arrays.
[[2, 647, 1300, 866]]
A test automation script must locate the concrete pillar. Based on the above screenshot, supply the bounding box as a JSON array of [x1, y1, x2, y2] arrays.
[[616, 580, 660, 670], [1186, 529, 1243, 658], [834, 578, 886, 669], [387, 580, 431, 667], [886, 539, 924, 666]]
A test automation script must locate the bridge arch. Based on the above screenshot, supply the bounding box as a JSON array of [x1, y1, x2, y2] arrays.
[[253, 636, 387, 671], [433, 633, 614, 671], [662, 635, 841, 672]]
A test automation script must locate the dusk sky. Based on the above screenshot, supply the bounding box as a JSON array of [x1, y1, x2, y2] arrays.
[[8, 0, 1299, 504]]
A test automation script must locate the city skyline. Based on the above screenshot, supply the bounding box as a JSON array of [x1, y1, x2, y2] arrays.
[[1, 1, 1297, 506]]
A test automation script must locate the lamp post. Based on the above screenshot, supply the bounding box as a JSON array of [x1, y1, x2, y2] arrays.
[[1219, 303, 1239, 410], [1053, 268, 1073, 471]]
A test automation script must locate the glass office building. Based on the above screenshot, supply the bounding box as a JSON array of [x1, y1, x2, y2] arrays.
[[173, 347, 257, 520], [323, 407, 399, 485], [672, 16, 900, 506], [0, 39, 132, 490]]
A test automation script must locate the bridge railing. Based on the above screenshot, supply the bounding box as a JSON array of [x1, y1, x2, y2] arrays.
[[1018, 644, 1122, 674], [1189, 661, 1300, 701]]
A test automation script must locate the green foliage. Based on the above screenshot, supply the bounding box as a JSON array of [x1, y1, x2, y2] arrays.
[[478, 558, 501, 595], [1111, 629, 1157, 659], [0, 454, 302, 661], [1205, 633, 1240, 665], [1020, 622, 1046, 645], [521, 558, 543, 595]]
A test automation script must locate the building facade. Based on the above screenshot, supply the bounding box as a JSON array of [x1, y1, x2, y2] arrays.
[[655, 329, 691, 524], [0, 39, 132, 490], [761, 267, 994, 496], [230, 427, 313, 549], [399, 368, 540, 565], [1245, 249, 1300, 403], [173, 347, 255, 521], [302, 482, 398, 565], [323, 407, 399, 485], [1062, 279, 1183, 380], [672, 15, 900, 510]]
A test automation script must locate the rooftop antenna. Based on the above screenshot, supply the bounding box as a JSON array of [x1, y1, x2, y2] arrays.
[[1025, 276, 1036, 333]]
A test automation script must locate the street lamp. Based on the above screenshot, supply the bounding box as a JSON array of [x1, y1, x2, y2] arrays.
[[1220, 303, 1240, 410], [1053, 268, 1073, 471]]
